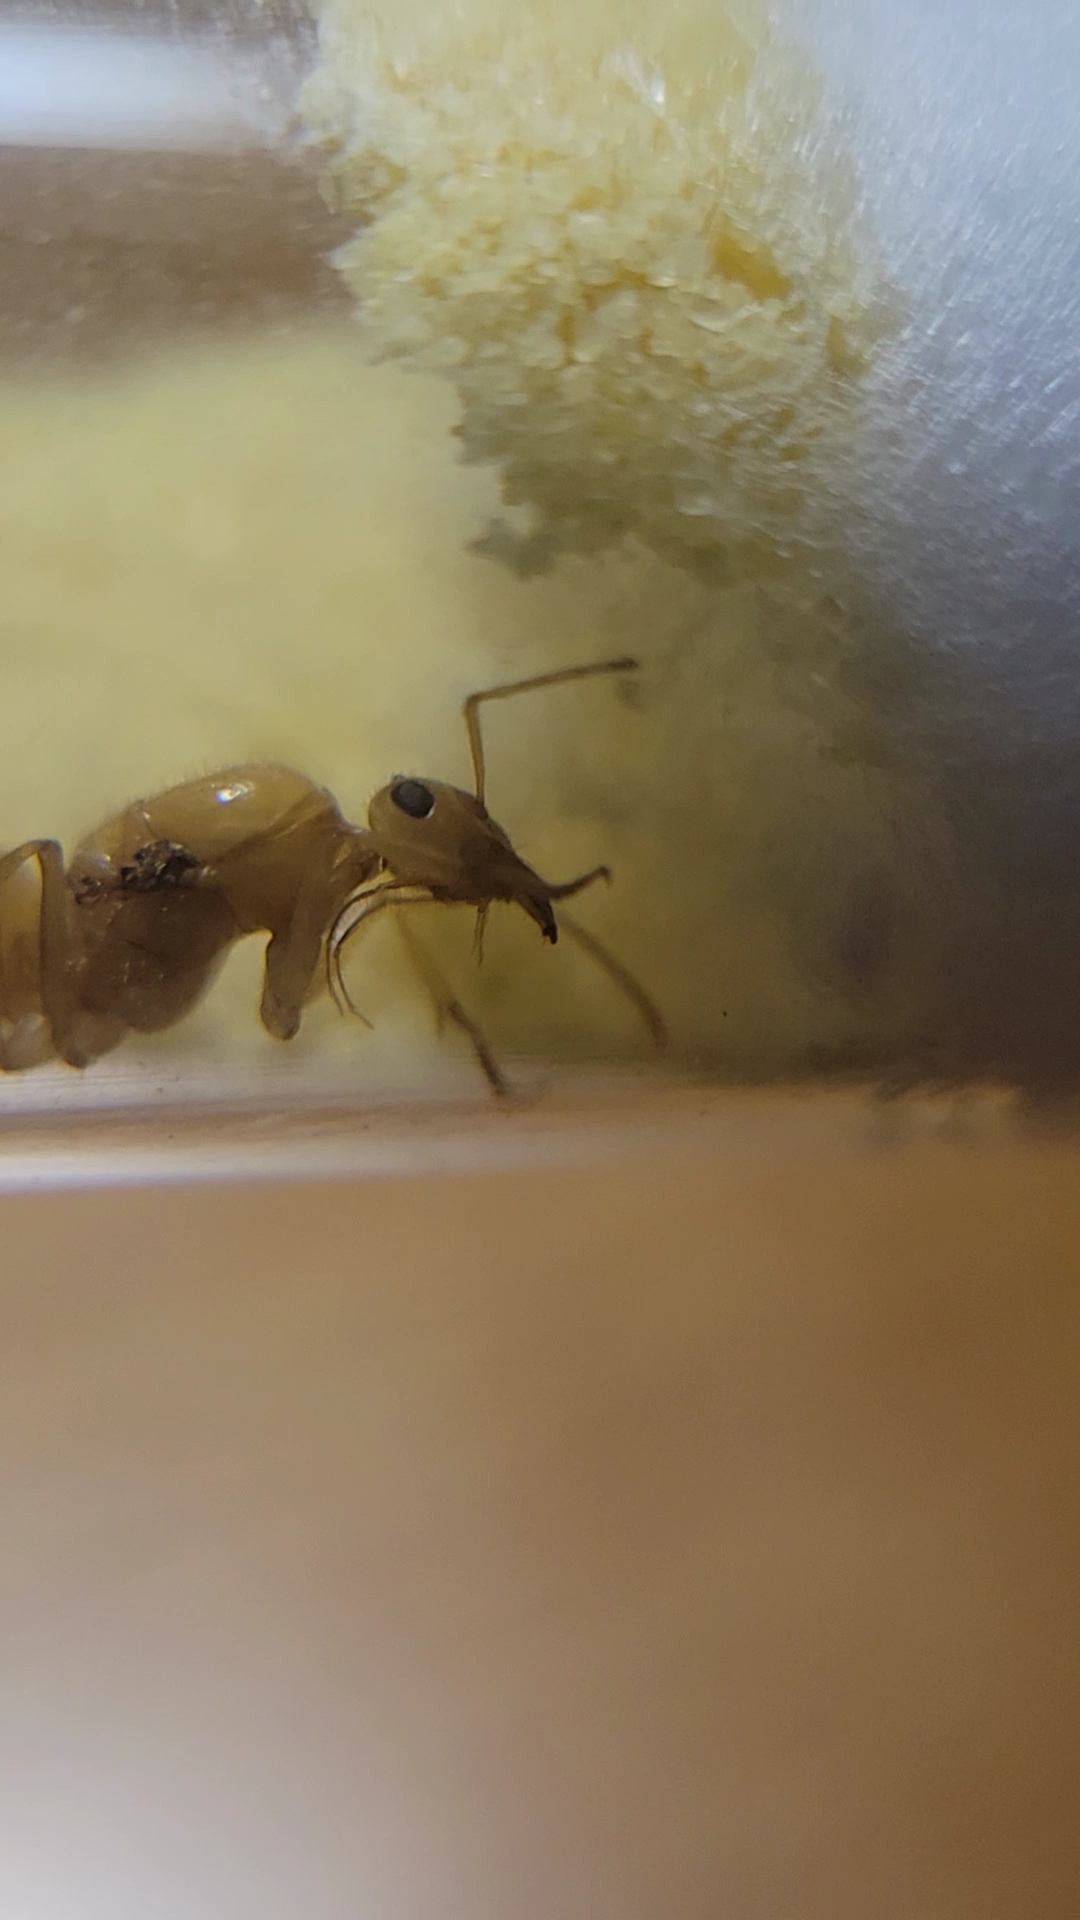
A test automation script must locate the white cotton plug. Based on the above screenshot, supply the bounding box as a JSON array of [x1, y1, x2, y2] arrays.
[[0, 22, 298, 151]]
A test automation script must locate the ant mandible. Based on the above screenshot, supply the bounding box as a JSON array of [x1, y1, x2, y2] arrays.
[[0, 658, 667, 1095]]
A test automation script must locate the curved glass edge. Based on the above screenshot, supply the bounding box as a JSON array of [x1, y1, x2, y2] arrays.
[[0, 1073, 1034, 1195]]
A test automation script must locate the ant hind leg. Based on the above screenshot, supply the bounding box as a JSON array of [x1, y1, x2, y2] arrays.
[[0, 840, 55, 1068], [0, 838, 115, 1068]]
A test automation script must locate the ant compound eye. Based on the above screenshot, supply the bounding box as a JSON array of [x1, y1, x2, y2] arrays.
[[390, 778, 436, 820]]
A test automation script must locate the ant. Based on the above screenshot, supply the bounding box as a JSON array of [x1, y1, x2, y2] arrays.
[[0, 658, 667, 1096]]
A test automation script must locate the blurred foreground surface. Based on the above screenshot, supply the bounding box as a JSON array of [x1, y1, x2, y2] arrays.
[[0, 1111, 1077, 1918]]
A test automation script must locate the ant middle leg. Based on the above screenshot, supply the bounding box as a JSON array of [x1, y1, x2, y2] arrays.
[[462, 657, 638, 806]]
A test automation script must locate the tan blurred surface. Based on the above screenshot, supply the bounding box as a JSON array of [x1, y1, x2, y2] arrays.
[[0, 1120, 1078, 1918], [0, 145, 351, 365]]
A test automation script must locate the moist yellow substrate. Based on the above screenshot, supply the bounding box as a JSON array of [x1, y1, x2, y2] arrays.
[[304, 0, 886, 579]]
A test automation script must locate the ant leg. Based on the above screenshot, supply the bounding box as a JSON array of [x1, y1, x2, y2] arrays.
[[260, 839, 377, 1042], [0, 838, 101, 1067], [558, 910, 670, 1052], [35, 839, 107, 1067], [0, 841, 54, 1068], [395, 912, 509, 1099], [462, 657, 638, 806], [326, 882, 434, 1021], [329, 888, 508, 1095], [473, 905, 489, 965]]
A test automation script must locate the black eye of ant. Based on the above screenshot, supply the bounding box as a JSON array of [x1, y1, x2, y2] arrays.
[[390, 779, 436, 820]]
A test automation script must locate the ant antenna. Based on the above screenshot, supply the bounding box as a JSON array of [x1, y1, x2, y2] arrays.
[[462, 657, 638, 807]]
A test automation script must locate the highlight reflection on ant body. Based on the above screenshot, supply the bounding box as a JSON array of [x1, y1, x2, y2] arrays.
[[0, 659, 666, 1095]]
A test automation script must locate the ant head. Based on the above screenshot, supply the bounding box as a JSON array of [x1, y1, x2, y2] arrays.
[[367, 775, 553, 919], [366, 777, 613, 945]]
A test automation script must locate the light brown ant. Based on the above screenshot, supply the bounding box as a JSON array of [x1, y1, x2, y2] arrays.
[[0, 658, 667, 1095]]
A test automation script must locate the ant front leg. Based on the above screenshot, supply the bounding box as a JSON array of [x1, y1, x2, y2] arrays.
[[260, 835, 378, 1042], [462, 657, 638, 805]]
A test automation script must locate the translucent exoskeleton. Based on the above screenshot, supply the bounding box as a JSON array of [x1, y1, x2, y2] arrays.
[[0, 658, 667, 1094]]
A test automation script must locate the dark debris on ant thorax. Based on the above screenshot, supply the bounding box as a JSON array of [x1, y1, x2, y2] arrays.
[[71, 838, 202, 905]]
